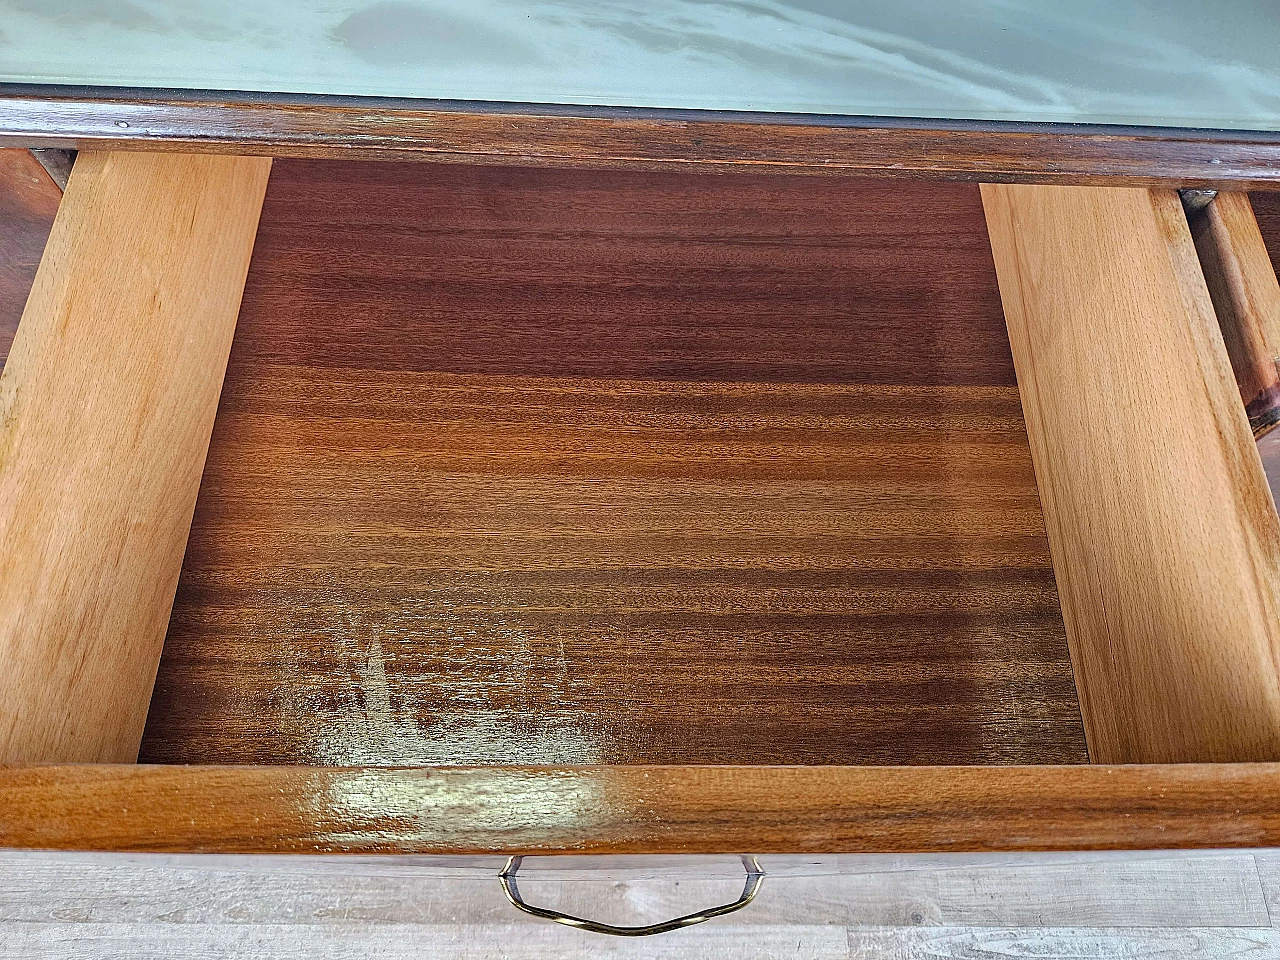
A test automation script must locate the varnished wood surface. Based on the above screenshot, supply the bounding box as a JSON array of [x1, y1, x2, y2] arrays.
[[983, 184, 1280, 764], [5, 764, 1280, 854], [140, 161, 1086, 767], [1190, 192, 1280, 434], [0, 149, 58, 367], [0, 152, 272, 762], [4, 88, 1280, 187]]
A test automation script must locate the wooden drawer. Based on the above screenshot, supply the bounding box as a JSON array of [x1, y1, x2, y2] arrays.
[[3, 122, 1280, 891]]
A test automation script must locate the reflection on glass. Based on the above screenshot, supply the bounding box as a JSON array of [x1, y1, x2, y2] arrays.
[[0, 1, 1275, 130]]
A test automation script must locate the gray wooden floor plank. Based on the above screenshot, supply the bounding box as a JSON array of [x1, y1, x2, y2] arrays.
[[1249, 851, 1280, 928], [832, 855, 1269, 928], [1, 922, 852, 960], [3, 851, 1278, 958], [0, 853, 1267, 930], [847, 926, 1280, 959], [0, 868, 844, 927]]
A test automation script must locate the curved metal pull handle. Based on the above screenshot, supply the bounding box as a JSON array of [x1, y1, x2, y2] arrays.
[[499, 855, 764, 937]]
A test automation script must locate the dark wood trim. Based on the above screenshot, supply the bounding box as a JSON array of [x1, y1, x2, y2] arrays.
[[3, 764, 1280, 854], [1, 86, 1279, 187]]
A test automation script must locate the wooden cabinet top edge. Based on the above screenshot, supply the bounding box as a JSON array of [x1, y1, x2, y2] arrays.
[[2, 86, 1279, 187]]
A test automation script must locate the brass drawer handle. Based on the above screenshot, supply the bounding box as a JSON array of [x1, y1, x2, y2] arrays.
[[499, 855, 764, 937]]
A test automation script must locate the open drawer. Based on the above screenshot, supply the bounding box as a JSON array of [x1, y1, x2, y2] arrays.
[[4, 142, 1280, 874]]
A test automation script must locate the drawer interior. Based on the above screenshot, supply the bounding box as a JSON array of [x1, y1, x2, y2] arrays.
[[130, 161, 1086, 766], [5, 148, 1280, 855]]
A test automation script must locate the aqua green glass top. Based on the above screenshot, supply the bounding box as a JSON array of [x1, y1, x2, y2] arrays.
[[1, 0, 1277, 130]]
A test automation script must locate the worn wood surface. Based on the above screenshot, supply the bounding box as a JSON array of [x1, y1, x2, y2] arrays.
[[982, 183, 1280, 765], [2, 849, 1280, 959], [12, 924, 1279, 960], [847, 928, 1280, 959], [1190, 191, 1280, 434], [4, 851, 1264, 928], [0, 149, 58, 366], [138, 160, 1084, 768], [0, 151, 271, 763], [3, 90, 1280, 187], [4, 764, 1280, 854]]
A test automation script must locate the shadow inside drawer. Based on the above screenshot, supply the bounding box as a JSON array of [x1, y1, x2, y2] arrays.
[[139, 160, 1086, 766]]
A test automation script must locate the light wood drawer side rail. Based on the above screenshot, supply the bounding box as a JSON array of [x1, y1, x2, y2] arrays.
[[0, 151, 271, 763], [1189, 191, 1280, 507], [1187, 191, 1280, 435], [981, 183, 1280, 764]]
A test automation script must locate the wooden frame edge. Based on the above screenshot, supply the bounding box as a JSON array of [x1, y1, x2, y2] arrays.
[[2, 86, 1280, 187], [2, 764, 1279, 854]]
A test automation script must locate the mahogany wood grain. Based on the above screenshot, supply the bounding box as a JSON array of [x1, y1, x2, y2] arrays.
[[0, 149, 58, 368], [1189, 192, 1280, 434], [982, 183, 1280, 764], [1255, 192, 1280, 283], [0, 151, 271, 763], [2, 89, 1280, 188], [139, 160, 1087, 767], [4, 763, 1280, 854]]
